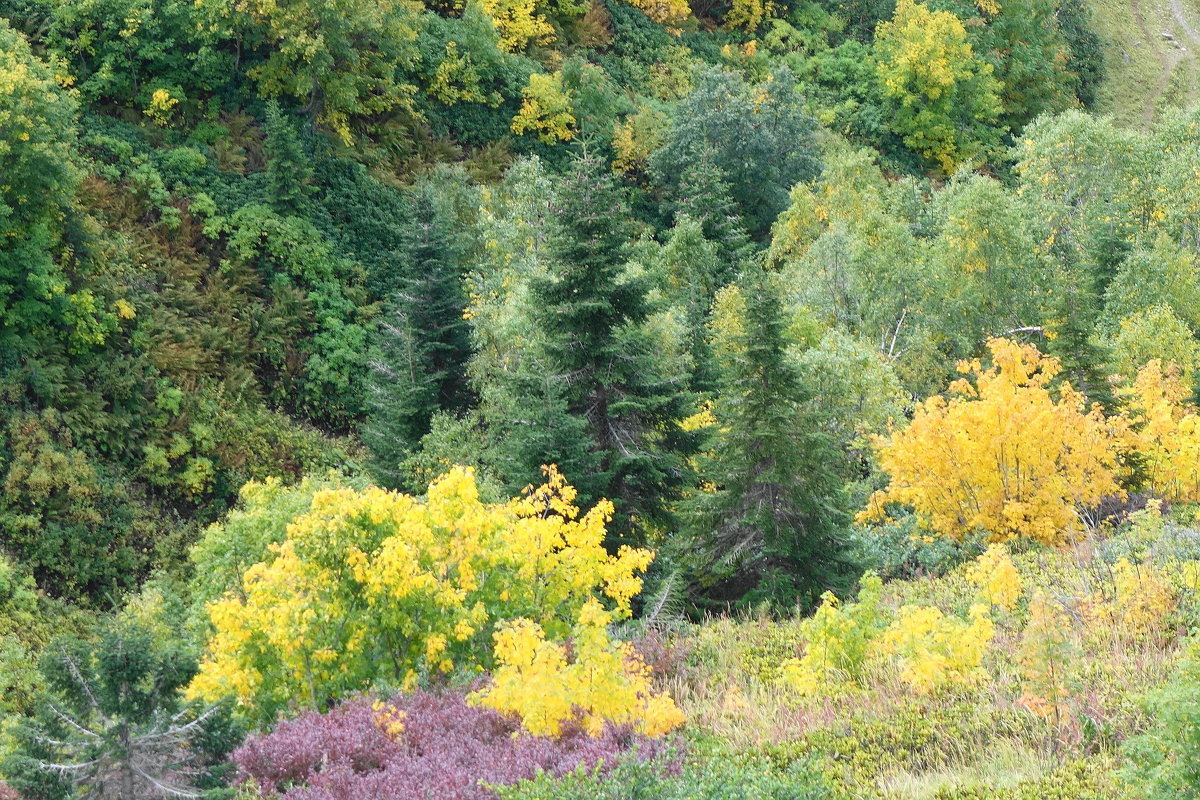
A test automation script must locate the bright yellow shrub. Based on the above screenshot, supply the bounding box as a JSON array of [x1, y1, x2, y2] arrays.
[[861, 338, 1124, 545], [965, 543, 1022, 612], [472, 598, 684, 737], [1125, 360, 1200, 502], [143, 88, 180, 125], [876, 604, 994, 695], [480, 0, 555, 51], [624, 0, 690, 28], [511, 72, 576, 143], [371, 700, 408, 740], [779, 573, 886, 697]]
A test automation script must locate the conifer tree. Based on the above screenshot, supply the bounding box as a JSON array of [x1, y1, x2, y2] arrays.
[[671, 151, 752, 268], [686, 266, 855, 609], [364, 177, 474, 487], [3, 621, 236, 800], [655, 217, 725, 394], [502, 149, 695, 542], [263, 101, 314, 215]]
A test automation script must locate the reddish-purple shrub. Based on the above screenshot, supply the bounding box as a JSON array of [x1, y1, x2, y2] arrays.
[[0, 781, 16, 800], [232, 691, 675, 800]]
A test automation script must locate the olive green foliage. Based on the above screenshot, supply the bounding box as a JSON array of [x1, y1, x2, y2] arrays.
[[1124, 637, 1200, 799], [0, 19, 103, 346], [497, 753, 835, 800]]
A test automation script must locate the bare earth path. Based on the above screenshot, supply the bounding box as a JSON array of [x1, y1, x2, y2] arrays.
[[1172, 0, 1200, 44], [1091, 0, 1200, 126]]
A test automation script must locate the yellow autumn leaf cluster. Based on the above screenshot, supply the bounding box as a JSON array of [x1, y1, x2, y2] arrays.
[[480, 0, 555, 51], [782, 546, 1027, 698], [188, 465, 672, 735], [1124, 359, 1200, 502], [965, 542, 1022, 612], [371, 700, 408, 740], [861, 338, 1124, 545], [625, 0, 690, 28], [472, 598, 684, 737], [873, 0, 1000, 172], [877, 604, 994, 695], [511, 72, 576, 143]]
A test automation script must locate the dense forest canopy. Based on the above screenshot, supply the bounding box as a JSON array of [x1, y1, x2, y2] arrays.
[[4, 0, 1200, 796]]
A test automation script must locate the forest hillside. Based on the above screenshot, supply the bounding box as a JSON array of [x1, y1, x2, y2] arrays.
[[1, 0, 1200, 796]]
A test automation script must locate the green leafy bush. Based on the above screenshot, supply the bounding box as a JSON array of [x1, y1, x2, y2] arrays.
[[1124, 637, 1200, 799], [497, 753, 835, 800]]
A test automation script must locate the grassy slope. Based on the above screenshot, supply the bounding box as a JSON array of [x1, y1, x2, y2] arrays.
[[668, 516, 1191, 799], [1090, 0, 1200, 125]]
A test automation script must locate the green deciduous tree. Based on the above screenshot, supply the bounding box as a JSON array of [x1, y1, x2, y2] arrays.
[[0, 20, 96, 342], [978, 0, 1076, 134], [202, 0, 422, 144], [48, 0, 235, 113]]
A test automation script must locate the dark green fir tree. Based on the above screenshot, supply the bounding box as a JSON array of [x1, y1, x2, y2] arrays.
[[501, 148, 696, 543], [685, 265, 856, 610], [363, 178, 474, 487]]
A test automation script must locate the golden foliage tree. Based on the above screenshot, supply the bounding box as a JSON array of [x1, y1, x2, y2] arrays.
[[511, 72, 576, 143], [862, 338, 1123, 545], [472, 597, 684, 737], [1125, 359, 1200, 502], [480, 0, 555, 51], [187, 466, 681, 734]]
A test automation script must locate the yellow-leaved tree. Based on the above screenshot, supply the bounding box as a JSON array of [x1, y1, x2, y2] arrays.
[[188, 466, 682, 736], [511, 72, 576, 143], [480, 0, 556, 51], [473, 597, 685, 737], [861, 338, 1124, 545], [873, 0, 1002, 173], [1124, 359, 1200, 502]]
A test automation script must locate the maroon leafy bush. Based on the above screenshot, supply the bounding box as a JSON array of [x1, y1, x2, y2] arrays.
[[232, 691, 674, 800], [0, 781, 16, 800]]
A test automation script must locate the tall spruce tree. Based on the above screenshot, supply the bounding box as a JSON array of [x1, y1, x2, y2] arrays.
[[672, 151, 752, 269], [503, 149, 695, 543], [363, 177, 474, 487], [685, 266, 856, 610], [263, 101, 314, 215]]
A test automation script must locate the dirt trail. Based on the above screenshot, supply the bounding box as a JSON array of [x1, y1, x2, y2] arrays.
[[1135, 0, 1181, 124], [1171, 0, 1200, 44]]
